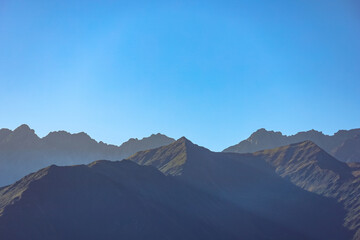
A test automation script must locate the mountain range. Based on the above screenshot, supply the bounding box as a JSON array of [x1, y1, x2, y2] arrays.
[[129, 138, 360, 239], [0, 124, 174, 186], [0, 138, 351, 239], [2, 125, 360, 239], [2, 125, 360, 187], [224, 128, 360, 162]]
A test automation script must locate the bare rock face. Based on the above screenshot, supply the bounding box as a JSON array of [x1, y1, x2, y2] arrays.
[[0, 124, 175, 186]]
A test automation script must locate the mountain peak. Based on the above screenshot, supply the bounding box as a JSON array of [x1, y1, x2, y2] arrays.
[[9, 124, 39, 142], [45, 130, 91, 138], [42, 130, 97, 148], [128, 137, 195, 176], [150, 133, 169, 138], [250, 128, 284, 139], [176, 136, 193, 144], [223, 128, 285, 153], [253, 128, 269, 134], [128, 137, 212, 176], [14, 124, 33, 133], [255, 140, 353, 182], [120, 133, 174, 145], [224, 128, 360, 161], [171, 137, 208, 153], [255, 140, 325, 156]]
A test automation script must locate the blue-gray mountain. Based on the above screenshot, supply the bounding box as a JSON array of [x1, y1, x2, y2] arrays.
[[0, 138, 351, 240], [224, 128, 360, 162], [0, 124, 175, 186], [2, 126, 360, 238]]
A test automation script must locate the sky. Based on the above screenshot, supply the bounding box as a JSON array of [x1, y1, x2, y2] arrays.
[[1, 0, 360, 151]]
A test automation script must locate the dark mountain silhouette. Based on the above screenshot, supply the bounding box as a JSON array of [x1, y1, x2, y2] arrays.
[[0, 159, 326, 240], [253, 141, 360, 239], [128, 137, 350, 239], [0, 124, 175, 186], [223, 128, 360, 162]]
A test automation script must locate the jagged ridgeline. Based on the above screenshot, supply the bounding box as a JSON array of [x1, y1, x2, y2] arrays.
[[224, 128, 360, 162], [0, 124, 175, 186], [1, 125, 360, 239]]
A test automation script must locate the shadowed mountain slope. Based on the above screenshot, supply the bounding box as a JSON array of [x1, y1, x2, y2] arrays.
[[0, 124, 175, 186], [224, 128, 360, 162], [0, 160, 321, 240], [128, 138, 351, 240], [253, 141, 360, 239]]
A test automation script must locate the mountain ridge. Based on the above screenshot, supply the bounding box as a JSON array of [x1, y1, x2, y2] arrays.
[[252, 141, 360, 239], [0, 124, 175, 186], [0, 158, 326, 240], [128, 137, 350, 239], [224, 128, 360, 162]]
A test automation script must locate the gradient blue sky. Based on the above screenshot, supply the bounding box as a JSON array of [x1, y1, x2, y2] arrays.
[[1, 0, 360, 151]]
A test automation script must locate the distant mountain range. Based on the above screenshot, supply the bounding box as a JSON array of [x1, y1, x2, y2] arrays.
[[0, 124, 175, 186], [2, 125, 359, 187], [0, 138, 351, 240], [224, 128, 360, 162]]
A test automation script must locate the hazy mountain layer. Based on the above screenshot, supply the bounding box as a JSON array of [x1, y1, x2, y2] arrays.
[[333, 135, 360, 163], [0, 124, 175, 186], [128, 138, 350, 239], [223, 128, 360, 162]]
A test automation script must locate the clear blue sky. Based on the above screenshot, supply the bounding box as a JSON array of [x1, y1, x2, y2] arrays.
[[1, 0, 360, 151]]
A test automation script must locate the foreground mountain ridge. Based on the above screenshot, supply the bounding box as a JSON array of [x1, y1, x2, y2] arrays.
[[129, 138, 350, 239], [1, 158, 345, 240], [129, 138, 360, 239], [0, 124, 175, 186]]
